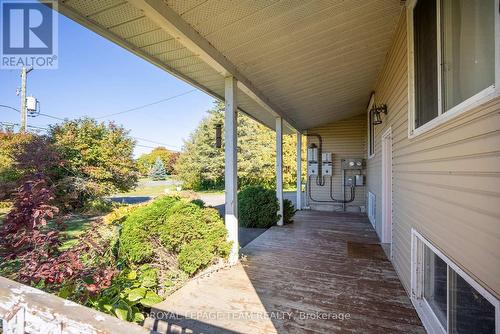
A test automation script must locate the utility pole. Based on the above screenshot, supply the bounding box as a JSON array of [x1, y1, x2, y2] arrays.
[[19, 67, 33, 133]]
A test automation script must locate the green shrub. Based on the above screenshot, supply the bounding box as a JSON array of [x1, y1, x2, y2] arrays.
[[190, 198, 205, 208], [238, 185, 279, 228], [283, 199, 297, 224], [163, 207, 230, 274], [159, 204, 205, 252], [82, 198, 114, 215], [178, 239, 214, 275], [119, 196, 230, 275], [103, 204, 143, 225], [119, 196, 180, 263]]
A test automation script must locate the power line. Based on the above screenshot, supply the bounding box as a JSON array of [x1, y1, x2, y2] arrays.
[[36, 118, 181, 150], [0, 121, 48, 132], [27, 124, 48, 130], [0, 120, 180, 151], [0, 105, 63, 122], [0, 104, 20, 112], [38, 112, 65, 121], [95, 89, 196, 120], [2, 99, 185, 151], [135, 144, 158, 149], [130, 136, 180, 150], [4, 87, 197, 124]]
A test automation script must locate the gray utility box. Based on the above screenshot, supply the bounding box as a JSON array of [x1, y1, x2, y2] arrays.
[[341, 158, 366, 170], [355, 174, 365, 186], [346, 174, 365, 187]]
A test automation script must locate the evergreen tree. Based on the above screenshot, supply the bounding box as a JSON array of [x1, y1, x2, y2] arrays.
[[149, 157, 168, 180], [136, 147, 176, 176], [175, 102, 306, 190]]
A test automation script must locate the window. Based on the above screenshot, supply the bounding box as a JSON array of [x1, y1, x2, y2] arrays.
[[367, 93, 375, 158], [424, 246, 448, 330], [408, 0, 499, 136], [413, 0, 439, 128], [411, 230, 499, 334], [367, 191, 376, 227]]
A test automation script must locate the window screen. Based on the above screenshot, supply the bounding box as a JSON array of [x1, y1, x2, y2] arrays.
[[424, 245, 448, 329], [449, 269, 496, 334], [413, 0, 438, 128], [441, 0, 495, 112], [421, 242, 496, 334], [412, 0, 496, 130]]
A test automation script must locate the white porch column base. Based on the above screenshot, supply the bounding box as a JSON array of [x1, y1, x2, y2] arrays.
[[225, 214, 238, 265], [296, 130, 302, 210], [276, 117, 284, 226], [224, 76, 238, 265]]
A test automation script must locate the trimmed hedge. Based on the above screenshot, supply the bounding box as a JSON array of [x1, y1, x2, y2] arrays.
[[238, 185, 279, 228], [118, 196, 230, 275]]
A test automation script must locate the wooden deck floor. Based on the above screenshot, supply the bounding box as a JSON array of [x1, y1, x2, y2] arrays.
[[148, 211, 425, 334]]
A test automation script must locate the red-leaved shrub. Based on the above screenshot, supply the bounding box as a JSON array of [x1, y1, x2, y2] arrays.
[[0, 174, 60, 258]]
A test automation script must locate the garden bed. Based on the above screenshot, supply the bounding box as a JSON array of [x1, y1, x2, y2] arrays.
[[0, 195, 231, 324]]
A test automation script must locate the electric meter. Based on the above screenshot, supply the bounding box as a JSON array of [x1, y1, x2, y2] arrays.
[[341, 158, 366, 170], [322, 152, 333, 176], [308, 163, 318, 175]]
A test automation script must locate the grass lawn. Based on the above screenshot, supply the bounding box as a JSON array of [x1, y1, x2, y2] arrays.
[[114, 177, 179, 197], [113, 177, 228, 198], [58, 216, 95, 251], [116, 184, 172, 197], [195, 189, 225, 195]]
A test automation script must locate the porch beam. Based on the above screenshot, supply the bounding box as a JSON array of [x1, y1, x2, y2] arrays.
[[276, 117, 284, 226], [224, 76, 239, 265], [55, 1, 222, 105], [296, 131, 302, 210], [127, 0, 299, 131]]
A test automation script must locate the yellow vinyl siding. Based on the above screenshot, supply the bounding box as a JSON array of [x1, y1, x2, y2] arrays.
[[367, 11, 500, 298], [306, 115, 367, 212]]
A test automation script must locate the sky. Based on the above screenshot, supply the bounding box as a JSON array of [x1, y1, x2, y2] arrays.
[[0, 13, 215, 157]]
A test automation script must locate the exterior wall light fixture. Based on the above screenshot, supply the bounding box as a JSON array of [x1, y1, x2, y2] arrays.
[[215, 123, 222, 148], [371, 104, 388, 125]]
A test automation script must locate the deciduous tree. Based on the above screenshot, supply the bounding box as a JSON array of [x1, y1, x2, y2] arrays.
[[49, 118, 138, 203]]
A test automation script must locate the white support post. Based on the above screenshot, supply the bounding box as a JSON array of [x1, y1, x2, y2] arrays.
[[296, 131, 302, 210], [224, 76, 238, 265], [276, 117, 284, 226]]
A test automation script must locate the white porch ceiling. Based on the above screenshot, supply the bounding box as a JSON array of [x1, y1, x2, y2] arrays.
[[57, 0, 403, 131]]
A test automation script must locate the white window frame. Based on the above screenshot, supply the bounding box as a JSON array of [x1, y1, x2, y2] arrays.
[[367, 93, 375, 159], [367, 191, 376, 228], [411, 229, 500, 334], [407, 0, 500, 139]]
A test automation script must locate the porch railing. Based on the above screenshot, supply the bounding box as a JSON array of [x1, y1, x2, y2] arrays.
[[0, 276, 149, 334]]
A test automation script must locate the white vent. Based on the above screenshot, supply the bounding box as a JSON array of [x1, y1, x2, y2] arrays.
[[368, 192, 376, 227]]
